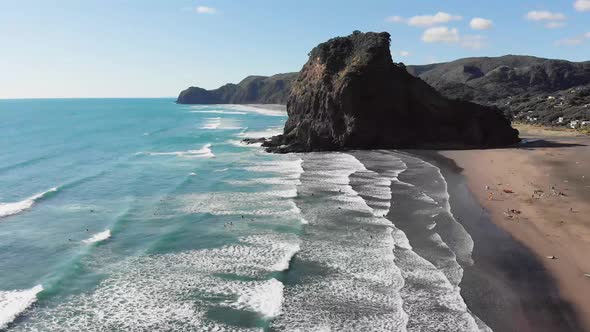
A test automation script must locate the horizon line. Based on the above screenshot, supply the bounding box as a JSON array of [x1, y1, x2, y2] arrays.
[[0, 97, 177, 101]]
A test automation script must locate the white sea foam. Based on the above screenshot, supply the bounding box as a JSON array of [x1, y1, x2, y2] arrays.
[[416, 192, 438, 204], [82, 230, 111, 244], [242, 158, 303, 176], [201, 117, 244, 130], [177, 191, 300, 217], [273, 243, 300, 271], [15, 234, 298, 331], [143, 144, 215, 158], [154, 156, 303, 219], [397, 153, 475, 267], [236, 126, 283, 139], [272, 152, 409, 331], [354, 151, 483, 330], [0, 187, 58, 219], [190, 110, 247, 115], [189, 104, 286, 117], [214, 168, 229, 172], [227, 176, 301, 187], [228, 140, 263, 148], [234, 278, 284, 318], [0, 285, 43, 329], [274, 151, 487, 331], [202, 117, 221, 129], [223, 105, 287, 117]]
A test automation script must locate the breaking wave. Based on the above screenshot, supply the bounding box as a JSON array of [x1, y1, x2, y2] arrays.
[[190, 110, 247, 115], [201, 117, 244, 130], [141, 144, 215, 158], [0, 187, 58, 219], [236, 126, 283, 139], [0, 285, 43, 329], [81, 230, 111, 244], [14, 234, 299, 331]]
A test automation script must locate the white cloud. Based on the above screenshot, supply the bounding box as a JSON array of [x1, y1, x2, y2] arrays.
[[196, 6, 217, 14], [461, 35, 488, 50], [556, 32, 590, 46], [545, 22, 567, 29], [525, 10, 566, 21], [422, 26, 460, 43], [470, 18, 493, 30], [408, 12, 462, 27], [399, 51, 411, 57], [386, 15, 405, 23], [388, 12, 462, 27], [574, 0, 590, 11], [555, 38, 584, 46], [421, 27, 488, 50]]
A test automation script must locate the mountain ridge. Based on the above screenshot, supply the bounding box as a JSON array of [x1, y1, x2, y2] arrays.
[[177, 73, 298, 104], [406, 55, 590, 127]]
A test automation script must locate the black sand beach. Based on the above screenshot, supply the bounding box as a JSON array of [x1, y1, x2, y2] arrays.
[[416, 150, 584, 332]]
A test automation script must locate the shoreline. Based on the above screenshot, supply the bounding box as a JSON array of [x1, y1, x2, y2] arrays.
[[415, 150, 584, 332], [412, 125, 590, 331]]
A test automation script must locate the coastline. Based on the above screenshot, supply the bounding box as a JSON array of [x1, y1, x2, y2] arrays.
[[412, 126, 590, 331]]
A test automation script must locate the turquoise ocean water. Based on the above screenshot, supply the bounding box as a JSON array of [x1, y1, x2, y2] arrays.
[[0, 99, 487, 331]]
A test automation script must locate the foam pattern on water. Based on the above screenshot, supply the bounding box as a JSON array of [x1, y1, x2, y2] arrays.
[[272, 152, 409, 331], [81, 229, 111, 244], [0, 187, 58, 219], [142, 143, 215, 158], [12, 233, 300, 331], [0, 285, 43, 329], [160, 157, 304, 218], [351, 151, 483, 331]]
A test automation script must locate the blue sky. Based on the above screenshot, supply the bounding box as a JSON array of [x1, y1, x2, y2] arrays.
[[0, 0, 589, 98]]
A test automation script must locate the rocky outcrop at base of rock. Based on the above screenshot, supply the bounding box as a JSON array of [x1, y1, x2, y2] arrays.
[[262, 31, 519, 153]]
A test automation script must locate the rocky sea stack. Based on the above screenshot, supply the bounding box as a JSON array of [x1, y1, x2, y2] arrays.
[[262, 31, 520, 152]]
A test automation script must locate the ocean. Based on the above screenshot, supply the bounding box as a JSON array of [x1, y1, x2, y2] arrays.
[[0, 99, 487, 331]]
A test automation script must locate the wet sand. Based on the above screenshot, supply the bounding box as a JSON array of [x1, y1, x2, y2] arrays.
[[413, 127, 590, 331]]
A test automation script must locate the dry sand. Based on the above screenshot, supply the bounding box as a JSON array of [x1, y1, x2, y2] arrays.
[[440, 125, 590, 330]]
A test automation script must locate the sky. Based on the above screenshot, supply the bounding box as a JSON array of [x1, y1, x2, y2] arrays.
[[0, 0, 589, 99]]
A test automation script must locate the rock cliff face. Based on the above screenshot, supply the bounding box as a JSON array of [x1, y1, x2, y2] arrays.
[[407, 56, 590, 126], [177, 73, 298, 104], [263, 31, 519, 152]]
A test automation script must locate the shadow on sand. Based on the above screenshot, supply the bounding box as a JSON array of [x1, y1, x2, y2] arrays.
[[517, 139, 587, 149]]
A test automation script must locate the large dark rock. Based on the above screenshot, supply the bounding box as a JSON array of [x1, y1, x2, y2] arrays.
[[263, 31, 519, 152], [177, 73, 298, 104], [407, 56, 590, 126]]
